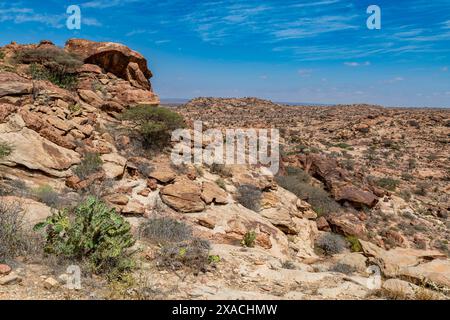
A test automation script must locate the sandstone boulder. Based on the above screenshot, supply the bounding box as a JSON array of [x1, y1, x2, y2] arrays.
[[0, 72, 32, 98], [160, 179, 205, 213], [0, 115, 80, 177], [201, 181, 228, 205]]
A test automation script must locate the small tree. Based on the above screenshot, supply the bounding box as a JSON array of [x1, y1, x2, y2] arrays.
[[122, 106, 185, 149]]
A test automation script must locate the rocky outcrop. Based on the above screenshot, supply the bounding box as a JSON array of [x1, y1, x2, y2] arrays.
[[65, 39, 154, 92], [304, 154, 378, 207], [0, 114, 80, 177]]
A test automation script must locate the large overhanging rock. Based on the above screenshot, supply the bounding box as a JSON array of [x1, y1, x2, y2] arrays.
[[65, 39, 153, 91]]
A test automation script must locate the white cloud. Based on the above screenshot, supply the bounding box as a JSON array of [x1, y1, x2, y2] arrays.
[[344, 61, 371, 67], [442, 66, 448, 72]]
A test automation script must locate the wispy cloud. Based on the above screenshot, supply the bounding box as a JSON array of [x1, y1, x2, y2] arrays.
[[82, 0, 141, 9], [344, 61, 371, 67]]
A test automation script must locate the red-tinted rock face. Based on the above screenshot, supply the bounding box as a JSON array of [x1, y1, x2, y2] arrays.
[[65, 39, 153, 91]]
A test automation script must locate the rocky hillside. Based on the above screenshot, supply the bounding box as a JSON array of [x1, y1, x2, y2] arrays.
[[0, 40, 449, 300]]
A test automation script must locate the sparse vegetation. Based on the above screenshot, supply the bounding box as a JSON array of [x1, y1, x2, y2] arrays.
[[414, 182, 430, 196], [34, 185, 61, 208], [210, 163, 232, 177], [34, 197, 135, 279], [331, 262, 356, 275], [215, 178, 226, 190], [122, 105, 185, 149], [0, 201, 39, 262], [276, 176, 340, 216], [73, 153, 103, 180], [346, 235, 362, 252], [315, 232, 347, 255], [236, 185, 261, 212], [139, 217, 192, 244], [0, 50, 5, 60], [241, 231, 257, 248], [0, 142, 13, 159], [15, 47, 82, 89], [156, 237, 210, 273], [375, 177, 400, 191]]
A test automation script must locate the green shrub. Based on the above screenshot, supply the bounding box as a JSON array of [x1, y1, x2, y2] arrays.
[[0, 51, 4, 60], [236, 185, 261, 212], [34, 185, 61, 208], [73, 153, 103, 180], [34, 197, 135, 277], [15, 47, 82, 90], [0, 142, 13, 159], [122, 106, 185, 149], [139, 217, 192, 244], [346, 235, 362, 252], [208, 255, 221, 264], [241, 231, 257, 248]]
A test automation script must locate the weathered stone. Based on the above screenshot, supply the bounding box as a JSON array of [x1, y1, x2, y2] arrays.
[[0, 274, 22, 285], [122, 200, 145, 215], [104, 194, 129, 206], [0, 72, 32, 97], [0, 264, 12, 275], [201, 181, 228, 205], [160, 179, 205, 213]]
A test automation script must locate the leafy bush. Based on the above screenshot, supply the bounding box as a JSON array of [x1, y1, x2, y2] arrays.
[[0, 51, 4, 60], [315, 232, 347, 255], [34, 185, 61, 208], [34, 197, 135, 276], [139, 217, 192, 244], [236, 185, 261, 212], [0, 142, 13, 159], [156, 238, 210, 273], [122, 106, 185, 149], [241, 231, 257, 248], [73, 153, 103, 180]]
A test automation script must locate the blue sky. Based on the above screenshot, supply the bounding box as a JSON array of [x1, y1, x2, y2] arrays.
[[0, 0, 449, 107]]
